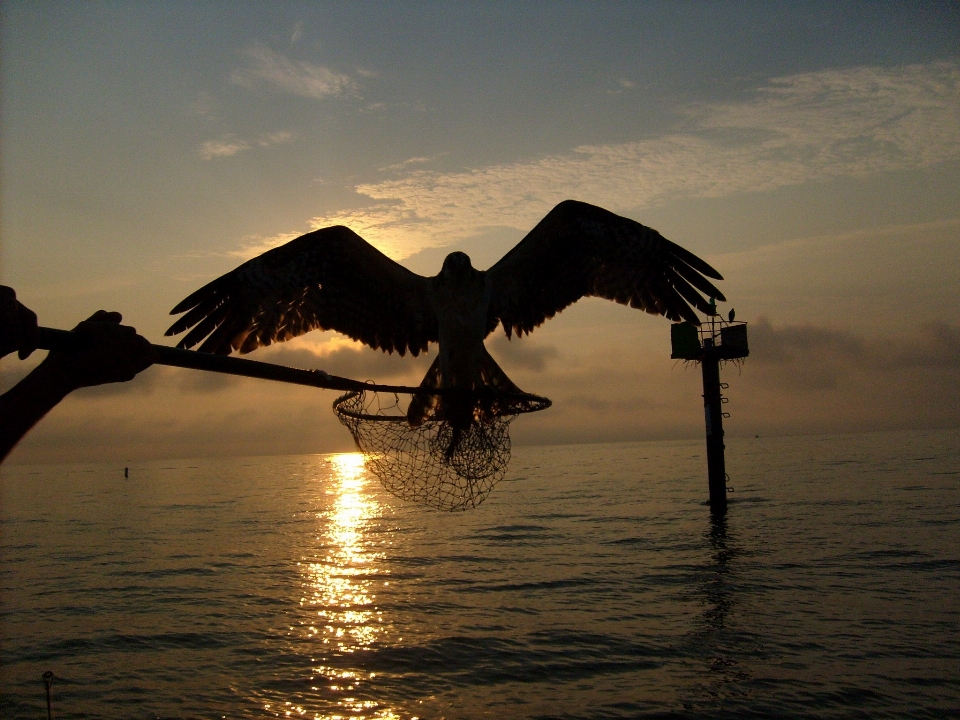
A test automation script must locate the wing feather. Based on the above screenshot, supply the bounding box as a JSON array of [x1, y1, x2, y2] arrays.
[[486, 200, 724, 336], [664, 268, 713, 317], [671, 258, 725, 300], [165, 226, 437, 355]]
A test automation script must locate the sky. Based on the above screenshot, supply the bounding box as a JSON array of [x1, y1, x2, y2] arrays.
[[2, 1, 959, 464]]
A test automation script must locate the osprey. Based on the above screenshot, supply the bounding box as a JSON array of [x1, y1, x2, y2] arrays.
[[166, 200, 725, 427]]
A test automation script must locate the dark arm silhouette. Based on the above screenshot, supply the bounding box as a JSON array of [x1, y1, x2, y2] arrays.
[[0, 287, 155, 462]]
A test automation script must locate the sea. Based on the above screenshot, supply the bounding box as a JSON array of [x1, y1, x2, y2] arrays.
[[1, 428, 958, 719]]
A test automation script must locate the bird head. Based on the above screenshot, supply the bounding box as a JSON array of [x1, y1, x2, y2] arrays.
[[439, 251, 475, 281]]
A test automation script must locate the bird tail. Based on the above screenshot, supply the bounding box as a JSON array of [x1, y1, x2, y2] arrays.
[[478, 346, 521, 394], [407, 356, 443, 427], [406, 348, 523, 428]]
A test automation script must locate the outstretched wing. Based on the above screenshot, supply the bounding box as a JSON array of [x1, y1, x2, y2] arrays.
[[166, 226, 437, 355], [486, 200, 725, 337]]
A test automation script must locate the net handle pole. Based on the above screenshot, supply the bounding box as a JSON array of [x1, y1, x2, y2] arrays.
[[35, 326, 410, 393], [35, 326, 532, 398]]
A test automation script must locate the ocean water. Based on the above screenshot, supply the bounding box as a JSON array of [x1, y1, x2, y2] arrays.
[[1, 428, 959, 719]]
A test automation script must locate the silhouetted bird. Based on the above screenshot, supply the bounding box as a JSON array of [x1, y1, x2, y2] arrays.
[[728, 308, 736, 322], [167, 200, 725, 428]]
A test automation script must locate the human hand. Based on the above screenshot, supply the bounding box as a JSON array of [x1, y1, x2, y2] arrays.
[[40, 310, 156, 390], [0, 286, 39, 360]]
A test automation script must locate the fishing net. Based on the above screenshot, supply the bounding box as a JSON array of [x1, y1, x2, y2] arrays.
[[333, 388, 550, 511]]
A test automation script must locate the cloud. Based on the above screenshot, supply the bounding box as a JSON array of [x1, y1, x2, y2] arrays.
[[200, 138, 249, 159], [750, 316, 960, 369], [8, 314, 959, 464], [285, 61, 960, 259], [607, 78, 636, 94], [488, 334, 559, 373], [71, 365, 244, 398], [200, 131, 295, 160], [231, 44, 356, 100], [713, 215, 960, 330], [256, 342, 432, 383], [700, 316, 960, 437], [891, 322, 960, 370], [378, 155, 443, 172], [257, 130, 295, 147], [748, 317, 865, 367]]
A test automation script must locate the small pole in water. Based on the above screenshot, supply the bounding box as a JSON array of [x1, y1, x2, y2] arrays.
[[42, 670, 54, 720], [670, 299, 749, 513], [701, 335, 727, 512], [124, 466, 129, 478]]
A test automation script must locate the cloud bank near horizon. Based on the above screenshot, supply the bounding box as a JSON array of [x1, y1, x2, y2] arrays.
[[6, 314, 958, 465]]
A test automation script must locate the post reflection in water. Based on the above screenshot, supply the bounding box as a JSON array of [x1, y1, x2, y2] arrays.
[[698, 510, 750, 699], [293, 453, 396, 719], [703, 512, 732, 633]]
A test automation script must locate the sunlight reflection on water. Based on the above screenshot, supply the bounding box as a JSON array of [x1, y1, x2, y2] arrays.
[[283, 453, 397, 720]]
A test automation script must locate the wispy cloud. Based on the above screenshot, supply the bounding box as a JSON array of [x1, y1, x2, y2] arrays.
[[200, 131, 295, 160], [293, 61, 959, 259], [258, 130, 295, 147], [200, 138, 250, 160], [231, 44, 355, 99], [378, 155, 442, 172], [607, 78, 636, 94], [290, 21, 303, 45]]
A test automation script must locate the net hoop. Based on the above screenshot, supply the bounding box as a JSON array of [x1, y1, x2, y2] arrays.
[[333, 387, 551, 423]]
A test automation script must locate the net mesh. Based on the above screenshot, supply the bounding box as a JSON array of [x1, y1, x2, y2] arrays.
[[333, 388, 549, 511]]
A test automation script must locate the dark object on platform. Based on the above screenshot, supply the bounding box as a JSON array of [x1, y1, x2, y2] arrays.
[[670, 322, 702, 360], [671, 321, 749, 361], [719, 323, 749, 359]]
